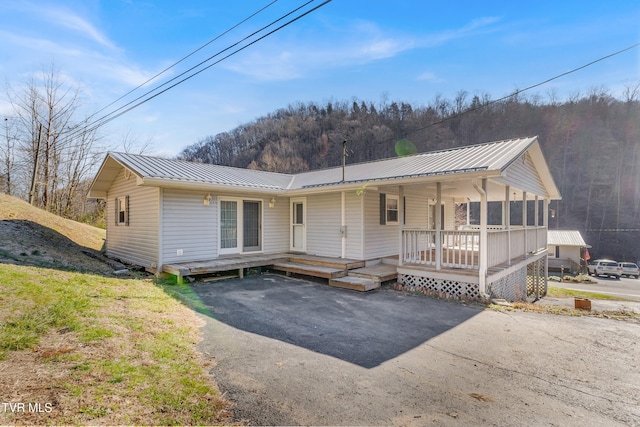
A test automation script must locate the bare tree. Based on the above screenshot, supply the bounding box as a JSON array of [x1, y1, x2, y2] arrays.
[[1, 117, 18, 195], [6, 64, 101, 217]]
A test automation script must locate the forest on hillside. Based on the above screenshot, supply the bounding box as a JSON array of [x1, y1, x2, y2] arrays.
[[179, 87, 640, 263]]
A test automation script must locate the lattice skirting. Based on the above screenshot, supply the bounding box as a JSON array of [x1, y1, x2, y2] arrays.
[[399, 257, 547, 303], [399, 274, 481, 300], [486, 258, 547, 302]]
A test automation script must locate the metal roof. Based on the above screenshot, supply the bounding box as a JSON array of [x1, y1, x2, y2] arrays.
[[89, 136, 559, 198], [291, 137, 537, 189], [110, 152, 293, 189], [548, 230, 588, 247]]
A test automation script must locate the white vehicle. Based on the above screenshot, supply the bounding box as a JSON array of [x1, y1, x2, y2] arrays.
[[618, 262, 639, 279], [587, 259, 622, 279]]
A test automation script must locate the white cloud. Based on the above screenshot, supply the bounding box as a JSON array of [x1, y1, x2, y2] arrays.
[[417, 71, 442, 83], [223, 17, 500, 82]]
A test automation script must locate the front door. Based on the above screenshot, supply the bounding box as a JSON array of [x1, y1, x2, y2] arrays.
[[290, 198, 306, 252], [243, 200, 261, 252]]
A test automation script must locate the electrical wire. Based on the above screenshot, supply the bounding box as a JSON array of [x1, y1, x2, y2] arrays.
[[378, 42, 640, 146], [85, 0, 280, 123], [64, 0, 329, 143]]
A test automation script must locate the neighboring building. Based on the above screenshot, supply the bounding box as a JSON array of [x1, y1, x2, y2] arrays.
[[547, 230, 590, 274], [89, 136, 561, 301]]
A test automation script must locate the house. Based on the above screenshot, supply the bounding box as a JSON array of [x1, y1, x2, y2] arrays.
[[547, 230, 589, 274], [88, 136, 561, 301]]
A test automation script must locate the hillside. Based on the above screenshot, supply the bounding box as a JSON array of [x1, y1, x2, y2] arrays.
[[179, 92, 640, 262], [0, 193, 112, 274]]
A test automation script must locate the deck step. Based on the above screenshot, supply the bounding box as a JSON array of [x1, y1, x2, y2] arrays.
[[348, 264, 398, 283], [271, 262, 347, 279], [287, 255, 365, 270], [329, 276, 379, 292]]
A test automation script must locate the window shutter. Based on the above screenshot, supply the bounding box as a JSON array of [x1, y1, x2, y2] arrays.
[[379, 193, 386, 225], [403, 196, 406, 225], [115, 198, 119, 226], [125, 195, 130, 226]]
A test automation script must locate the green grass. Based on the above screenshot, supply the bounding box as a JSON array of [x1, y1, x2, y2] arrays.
[[547, 285, 631, 301], [0, 263, 229, 425]]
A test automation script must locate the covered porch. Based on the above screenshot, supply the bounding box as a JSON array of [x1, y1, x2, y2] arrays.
[[391, 171, 553, 301]]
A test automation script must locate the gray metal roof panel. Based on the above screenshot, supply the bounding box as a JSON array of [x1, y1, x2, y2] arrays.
[[548, 230, 588, 247], [109, 152, 294, 190]]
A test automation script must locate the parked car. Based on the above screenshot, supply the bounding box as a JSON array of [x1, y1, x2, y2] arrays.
[[587, 259, 622, 279], [618, 262, 640, 279]]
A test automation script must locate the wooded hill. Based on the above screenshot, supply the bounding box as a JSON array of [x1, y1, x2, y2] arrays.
[[179, 89, 640, 263]]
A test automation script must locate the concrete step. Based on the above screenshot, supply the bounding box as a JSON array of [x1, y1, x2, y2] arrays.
[[287, 255, 365, 270], [329, 276, 379, 292], [272, 262, 347, 279]]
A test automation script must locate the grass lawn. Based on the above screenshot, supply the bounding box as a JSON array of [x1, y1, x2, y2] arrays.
[[0, 264, 230, 425]]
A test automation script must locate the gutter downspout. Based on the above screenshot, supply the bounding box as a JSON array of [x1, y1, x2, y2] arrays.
[[473, 178, 490, 299], [341, 191, 346, 258]]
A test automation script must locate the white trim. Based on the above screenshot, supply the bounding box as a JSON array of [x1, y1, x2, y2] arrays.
[[218, 196, 264, 255], [385, 194, 399, 225]]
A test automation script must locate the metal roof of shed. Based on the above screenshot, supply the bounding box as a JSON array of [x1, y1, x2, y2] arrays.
[[548, 230, 588, 247]]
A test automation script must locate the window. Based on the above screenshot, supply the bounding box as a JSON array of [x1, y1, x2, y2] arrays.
[[116, 196, 129, 225], [386, 195, 399, 224]]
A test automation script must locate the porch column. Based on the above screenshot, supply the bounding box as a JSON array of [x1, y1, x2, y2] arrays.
[[534, 195, 539, 251], [398, 185, 404, 267], [505, 185, 511, 265], [478, 179, 488, 296], [341, 191, 346, 259], [435, 182, 442, 270], [522, 191, 527, 256]]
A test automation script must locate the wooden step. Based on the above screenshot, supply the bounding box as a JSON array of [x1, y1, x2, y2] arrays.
[[329, 276, 379, 292], [271, 262, 347, 279], [348, 264, 398, 283], [287, 255, 365, 270]]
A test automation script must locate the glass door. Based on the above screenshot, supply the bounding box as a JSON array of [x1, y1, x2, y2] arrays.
[[220, 200, 239, 254], [243, 200, 261, 252]]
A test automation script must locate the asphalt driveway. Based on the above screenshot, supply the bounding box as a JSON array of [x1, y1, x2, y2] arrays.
[[192, 273, 640, 426]]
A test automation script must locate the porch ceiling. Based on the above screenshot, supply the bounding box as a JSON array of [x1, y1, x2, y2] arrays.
[[381, 178, 546, 202]]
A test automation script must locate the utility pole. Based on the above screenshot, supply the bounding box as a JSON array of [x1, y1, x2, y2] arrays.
[[29, 123, 42, 206]]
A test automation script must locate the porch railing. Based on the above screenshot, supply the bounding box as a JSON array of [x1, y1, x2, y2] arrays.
[[401, 226, 547, 270]]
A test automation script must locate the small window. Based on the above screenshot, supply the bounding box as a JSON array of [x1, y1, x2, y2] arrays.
[[116, 196, 129, 226], [386, 195, 399, 225]]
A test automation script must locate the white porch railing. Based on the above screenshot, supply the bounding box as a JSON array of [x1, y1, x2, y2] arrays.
[[401, 226, 547, 270]]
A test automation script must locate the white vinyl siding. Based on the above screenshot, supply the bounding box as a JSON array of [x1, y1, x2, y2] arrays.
[[345, 191, 363, 260], [306, 193, 342, 257], [263, 196, 290, 254], [106, 169, 159, 268], [498, 152, 547, 197], [161, 189, 217, 264], [363, 190, 398, 259]]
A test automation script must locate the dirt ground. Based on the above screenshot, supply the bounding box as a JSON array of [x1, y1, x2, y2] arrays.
[[196, 274, 640, 426]]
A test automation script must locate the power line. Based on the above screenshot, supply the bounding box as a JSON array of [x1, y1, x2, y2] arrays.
[[65, 0, 329, 143], [378, 42, 640, 146], [86, 0, 280, 123]]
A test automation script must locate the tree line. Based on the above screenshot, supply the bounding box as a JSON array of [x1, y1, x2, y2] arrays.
[[179, 87, 640, 263]]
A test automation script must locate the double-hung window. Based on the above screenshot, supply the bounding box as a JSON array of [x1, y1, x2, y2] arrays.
[[116, 196, 129, 225]]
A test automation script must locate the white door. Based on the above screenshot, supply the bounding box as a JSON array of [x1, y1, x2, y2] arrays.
[[290, 198, 306, 252], [219, 200, 239, 255]]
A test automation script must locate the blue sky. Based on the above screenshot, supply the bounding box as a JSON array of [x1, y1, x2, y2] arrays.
[[1, 1, 639, 157]]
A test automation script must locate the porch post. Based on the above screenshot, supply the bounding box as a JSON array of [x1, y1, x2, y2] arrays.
[[466, 198, 470, 226], [435, 182, 442, 270], [398, 185, 404, 267], [341, 191, 346, 259], [479, 179, 488, 296], [534, 195, 539, 251], [505, 185, 511, 265], [522, 191, 527, 256]]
